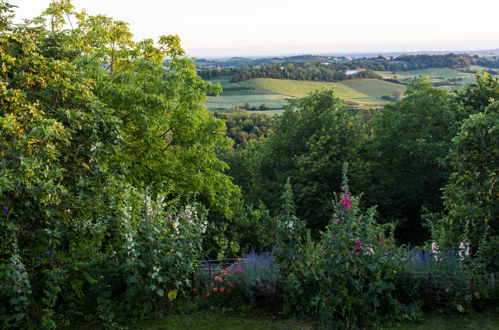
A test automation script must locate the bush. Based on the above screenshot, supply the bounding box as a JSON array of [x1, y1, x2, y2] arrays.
[[279, 165, 420, 328]]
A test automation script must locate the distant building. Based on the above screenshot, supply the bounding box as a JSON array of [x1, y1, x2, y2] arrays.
[[345, 68, 366, 75]]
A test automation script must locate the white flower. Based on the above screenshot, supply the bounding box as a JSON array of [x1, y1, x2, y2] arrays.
[[458, 242, 470, 261], [431, 242, 440, 261]]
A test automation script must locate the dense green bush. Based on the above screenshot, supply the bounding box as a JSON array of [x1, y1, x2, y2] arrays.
[[278, 166, 420, 328], [433, 101, 498, 271]]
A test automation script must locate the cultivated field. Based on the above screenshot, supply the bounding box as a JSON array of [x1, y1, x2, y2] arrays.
[[204, 78, 407, 111], [204, 94, 291, 110]]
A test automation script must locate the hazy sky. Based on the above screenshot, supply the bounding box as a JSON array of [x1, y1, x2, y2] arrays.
[[11, 0, 499, 57]]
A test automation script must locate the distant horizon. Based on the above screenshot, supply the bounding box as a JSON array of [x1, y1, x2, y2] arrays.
[[11, 0, 499, 59], [187, 46, 499, 59]]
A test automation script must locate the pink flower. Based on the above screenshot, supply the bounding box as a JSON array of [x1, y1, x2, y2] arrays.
[[339, 194, 351, 210], [220, 287, 225, 292], [210, 282, 214, 287], [214, 276, 222, 282], [213, 287, 218, 292], [206, 292, 210, 297]]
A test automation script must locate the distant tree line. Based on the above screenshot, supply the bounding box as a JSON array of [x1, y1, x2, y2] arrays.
[[475, 57, 499, 69], [199, 54, 475, 82]]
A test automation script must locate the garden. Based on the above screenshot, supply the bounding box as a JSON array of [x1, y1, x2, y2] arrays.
[[0, 1, 498, 329]]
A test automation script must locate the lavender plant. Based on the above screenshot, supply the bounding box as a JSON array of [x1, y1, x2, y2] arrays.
[[237, 250, 280, 300]]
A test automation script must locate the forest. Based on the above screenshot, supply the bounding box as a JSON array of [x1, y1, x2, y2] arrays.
[[0, 1, 498, 328], [199, 53, 476, 83]]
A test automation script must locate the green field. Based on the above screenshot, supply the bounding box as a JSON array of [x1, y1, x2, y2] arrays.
[[377, 67, 470, 79], [204, 94, 291, 110], [204, 78, 406, 110], [241, 78, 405, 105]]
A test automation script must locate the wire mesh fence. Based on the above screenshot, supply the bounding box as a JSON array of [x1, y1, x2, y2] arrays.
[[406, 272, 498, 308]]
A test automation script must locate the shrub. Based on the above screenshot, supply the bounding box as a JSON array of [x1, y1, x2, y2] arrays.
[[279, 165, 420, 328]]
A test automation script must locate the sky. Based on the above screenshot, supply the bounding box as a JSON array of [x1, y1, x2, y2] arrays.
[[10, 0, 499, 57]]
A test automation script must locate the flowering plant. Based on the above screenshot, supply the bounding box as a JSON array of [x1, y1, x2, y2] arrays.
[[280, 164, 416, 327]]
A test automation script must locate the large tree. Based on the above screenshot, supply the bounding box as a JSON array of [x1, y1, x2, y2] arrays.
[[238, 89, 367, 233], [366, 79, 464, 243], [0, 1, 238, 324]]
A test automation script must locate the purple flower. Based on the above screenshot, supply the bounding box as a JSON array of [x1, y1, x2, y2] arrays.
[[48, 247, 54, 251], [1, 206, 8, 213], [44, 252, 52, 257]]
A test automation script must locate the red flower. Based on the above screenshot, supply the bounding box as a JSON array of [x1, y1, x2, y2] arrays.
[[195, 295, 199, 299], [210, 282, 214, 287], [206, 292, 210, 297], [220, 287, 225, 292]]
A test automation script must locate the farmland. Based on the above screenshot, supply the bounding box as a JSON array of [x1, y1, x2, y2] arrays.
[[205, 78, 406, 111], [204, 65, 499, 112]]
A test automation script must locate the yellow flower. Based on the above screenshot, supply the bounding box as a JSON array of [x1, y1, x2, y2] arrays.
[[167, 289, 178, 301]]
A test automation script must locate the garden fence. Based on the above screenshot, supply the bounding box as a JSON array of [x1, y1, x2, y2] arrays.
[[405, 271, 498, 308], [196, 258, 239, 280]]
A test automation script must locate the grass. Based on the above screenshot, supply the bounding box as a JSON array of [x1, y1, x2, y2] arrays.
[[386, 313, 499, 330], [204, 94, 291, 110], [377, 68, 471, 79], [80, 312, 499, 330]]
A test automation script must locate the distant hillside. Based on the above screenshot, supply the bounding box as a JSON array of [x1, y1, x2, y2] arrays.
[[199, 54, 477, 83]]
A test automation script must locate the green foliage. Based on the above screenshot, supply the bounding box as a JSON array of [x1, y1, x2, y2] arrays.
[[274, 179, 307, 270], [0, 1, 239, 326], [279, 165, 419, 328], [366, 78, 464, 243], [240, 89, 367, 234], [458, 72, 499, 112], [435, 102, 498, 270], [213, 111, 272, 148]]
